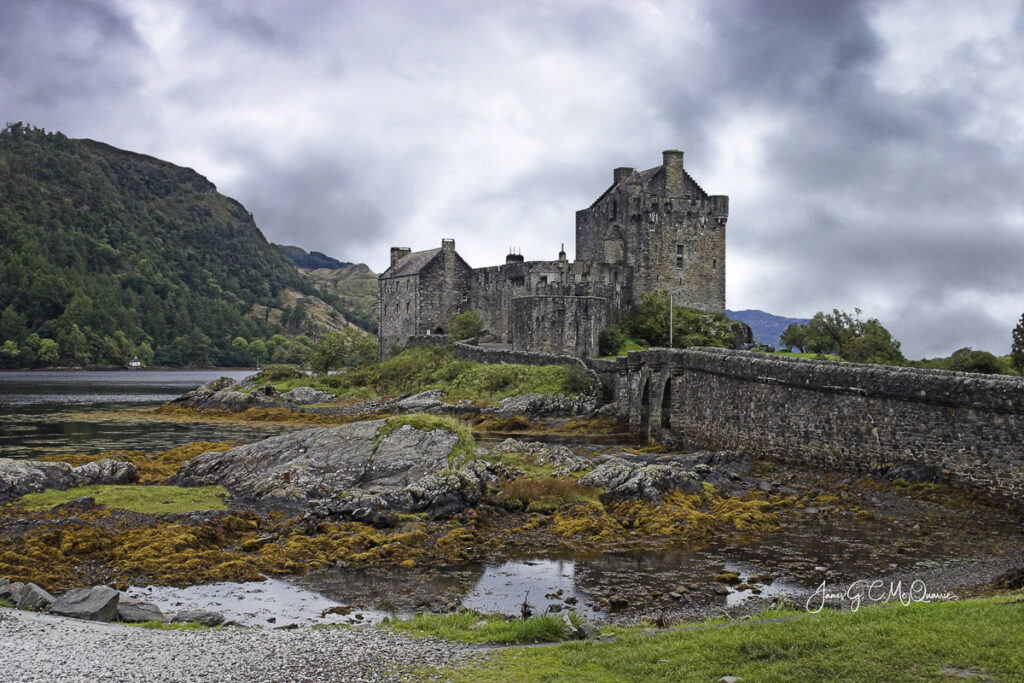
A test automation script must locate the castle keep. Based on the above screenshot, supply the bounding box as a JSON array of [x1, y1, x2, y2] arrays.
[[379, 150, 728, 358]]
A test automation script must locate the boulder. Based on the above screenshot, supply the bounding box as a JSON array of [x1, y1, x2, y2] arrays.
[[396, 389, 447, 413], [0, 458, 138, 504], [16, 583, 55, 611], [0, 576, 10, 601], [71, 459, 137, 486], [50, 585, 120, 622], [172, 609, 224, 627], [117, 595, 168, 623], [280, 386, 336, 405]]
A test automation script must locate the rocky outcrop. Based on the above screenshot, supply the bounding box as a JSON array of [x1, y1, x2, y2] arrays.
[[170, 377, 286, 412], [50, 585, 120, 622], [495, 393, 597, 417], [172, 419, 498, 523], [478, 439, 592, 474], [0, 458, 138, 504], [579, 451, 753, 502], [280, 386, 335, 405]]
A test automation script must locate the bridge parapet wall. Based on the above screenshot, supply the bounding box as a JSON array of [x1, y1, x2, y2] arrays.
[[619, 347, 1024, 503]]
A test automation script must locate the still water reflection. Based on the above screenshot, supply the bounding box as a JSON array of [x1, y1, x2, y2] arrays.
[[0, 370, 287, 458]]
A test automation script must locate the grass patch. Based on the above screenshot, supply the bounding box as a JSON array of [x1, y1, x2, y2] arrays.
[[387, 611, 568, 644], [13, 485, 229, 514], [378, 414, 475, 466], [495, 477, 600, 514], [0, 598, 13, 608], [125, 619, 212, 630], [768, 350, 843, 361], [311, 346, 589, 401], [597, 338, 647, 359], [448, 596, 1024, 681]]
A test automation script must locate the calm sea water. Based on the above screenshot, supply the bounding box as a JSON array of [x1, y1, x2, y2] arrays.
[[0, 369, 289, 458]]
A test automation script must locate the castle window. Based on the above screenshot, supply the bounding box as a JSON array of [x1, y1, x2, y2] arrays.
[[611, 199, 618, 219], [713, 259, 717, 271], [676, 244, 685, 268]]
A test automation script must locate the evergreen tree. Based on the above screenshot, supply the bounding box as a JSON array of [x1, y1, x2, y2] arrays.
[[1012, 313, 1024, 376]]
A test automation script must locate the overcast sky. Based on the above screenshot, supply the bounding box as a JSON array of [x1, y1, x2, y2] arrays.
[[3, 0, 1024, 357]]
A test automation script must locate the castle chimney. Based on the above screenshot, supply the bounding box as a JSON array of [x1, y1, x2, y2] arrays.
[[441, 238, 455, 252], [390, 247, 411, 267], [662, 149, 684, 197], [613, 167, 634, 184]]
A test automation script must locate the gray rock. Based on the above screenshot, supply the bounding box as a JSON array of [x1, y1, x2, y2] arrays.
[[495, 393, 597, 417], [0, 458, 138, 504], [172, 419, 495, 521], [281, 386, 336, 405], [50, 585, 120, 622], [71, 459, 137, 486], [578, 450, 752, 502], [172, 609, 225, 627], [117, 595, 168, 623], [170, 380, 285, 412], [719, 677, 744, 683], [396, 389, 447, 413], [479, 439, 591, 473], [8, 581, 25, 604], [0, 576, 9, 601], [16, 583, 55, 611]]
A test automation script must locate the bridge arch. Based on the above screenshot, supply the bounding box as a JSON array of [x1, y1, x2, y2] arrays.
[[661, 376, 673, 430]]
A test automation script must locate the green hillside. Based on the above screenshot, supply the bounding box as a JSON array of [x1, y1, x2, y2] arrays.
[[0, 122, 344, 367]]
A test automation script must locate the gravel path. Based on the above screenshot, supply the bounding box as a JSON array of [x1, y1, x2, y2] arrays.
[[0, 609, 479, 682]]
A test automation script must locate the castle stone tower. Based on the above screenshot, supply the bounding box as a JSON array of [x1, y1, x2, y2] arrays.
[[574, 150, 727, 312]]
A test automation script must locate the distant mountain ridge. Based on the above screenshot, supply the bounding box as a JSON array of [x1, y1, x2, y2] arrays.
[[276, 244, 350, 270], [726, 309, 810, 348]]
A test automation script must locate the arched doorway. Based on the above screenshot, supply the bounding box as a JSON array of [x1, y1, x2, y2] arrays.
[[434, 327, 445, 335], [661, 378, 672, 430]]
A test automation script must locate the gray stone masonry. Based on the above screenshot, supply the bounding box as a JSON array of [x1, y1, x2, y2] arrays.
[[610, 347, 1024, 505], [379, 150, 727, 358]]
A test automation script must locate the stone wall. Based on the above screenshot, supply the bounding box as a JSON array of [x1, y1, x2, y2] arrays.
[[378, 274, 420, 358], [510, 295, 610, 358], [614, 348, 1024, 503], [452, 342, 599, 392], [417, 241, 474, 338]]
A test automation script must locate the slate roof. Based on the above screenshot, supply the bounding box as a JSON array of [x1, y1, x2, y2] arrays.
[[380, 248, 442, 278], [586, 164, 708, 209]]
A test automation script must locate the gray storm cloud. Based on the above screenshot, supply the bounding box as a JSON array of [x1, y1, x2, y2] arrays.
[[1, 0, 1022, 357]]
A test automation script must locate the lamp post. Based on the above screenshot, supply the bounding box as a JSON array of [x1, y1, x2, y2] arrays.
[[669, 294, 673, 348]]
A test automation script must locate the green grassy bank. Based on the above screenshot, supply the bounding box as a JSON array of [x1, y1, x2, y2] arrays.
[[443, 595, 1023, 682]]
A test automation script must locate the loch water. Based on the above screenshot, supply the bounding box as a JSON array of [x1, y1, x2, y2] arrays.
[[0, 369, 286, 458]]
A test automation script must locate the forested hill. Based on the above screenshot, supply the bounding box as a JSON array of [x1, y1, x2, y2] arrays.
[[0, 122, 344, 367]]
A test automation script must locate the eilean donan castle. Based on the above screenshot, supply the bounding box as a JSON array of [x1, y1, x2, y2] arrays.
[[378, 150, 728, 358]]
